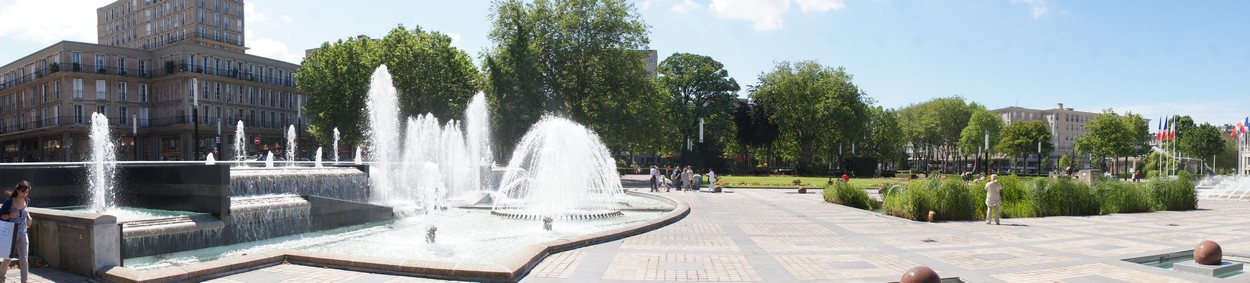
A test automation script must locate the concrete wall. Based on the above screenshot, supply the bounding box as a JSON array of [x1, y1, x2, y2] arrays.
[[307, 196, 392, 231], [115, 164, 231, 217], [28, 207, 119, 277], [0, 166, 88, 207]]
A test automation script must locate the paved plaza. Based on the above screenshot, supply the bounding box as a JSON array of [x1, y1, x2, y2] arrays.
[[15, 176, 1250, 282]]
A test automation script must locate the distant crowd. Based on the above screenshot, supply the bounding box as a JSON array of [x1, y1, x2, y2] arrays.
[[648, 165, 718, 192]]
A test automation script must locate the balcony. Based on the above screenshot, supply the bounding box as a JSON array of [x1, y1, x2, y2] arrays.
[[0, 62, 296, 92], [0, 115, 304, 135]]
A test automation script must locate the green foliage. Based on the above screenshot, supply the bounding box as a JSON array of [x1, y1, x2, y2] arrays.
[[1146, 174, 1197, 211], [297, 25, 480, 146], [882, 180, 981, 221], [1092, 179, 1152, 214], [749, 61, 869, 173], [658, 53, 740, 167], [959, 109, 1003, 156], [1179, 123, 1225, 173], [823, 182, 874, 210], [1029, 178, 1101, 216], [883, 182, 934, 221], [484, 0, 661, 161], [866, 106, 906, 167], [997, 120, 1053, 163]]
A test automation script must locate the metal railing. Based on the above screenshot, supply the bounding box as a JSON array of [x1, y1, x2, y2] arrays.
[[1, 62, 296, 92]]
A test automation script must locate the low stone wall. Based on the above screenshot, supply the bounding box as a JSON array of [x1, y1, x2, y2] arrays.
[[28, 208, 120, 277], [116, 164, 231, 217]]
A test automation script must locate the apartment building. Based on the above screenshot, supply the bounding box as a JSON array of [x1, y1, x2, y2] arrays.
[[0, 0, 304, 162]]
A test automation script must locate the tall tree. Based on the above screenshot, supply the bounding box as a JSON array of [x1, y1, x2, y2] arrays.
[[959, 109, 1004, 173], [749, 61, 869, 174], [297, 26, 479, 146], [865, 106, 905, 172], [732, 100, 780, 169], [897, 97, 979, 173], [657, 53, 740, 168], [1075, 110, 1128, 170], [1180, 123, 1225, 174], [997, 120, 1053, 173], [297, 36, 379, 147], [484, 0, 662, 161]]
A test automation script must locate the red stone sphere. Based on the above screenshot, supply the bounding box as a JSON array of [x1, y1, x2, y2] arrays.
[[1195, 240, 1223, 265], [798, 187, 807, 194], [900, 266, 941, 283]]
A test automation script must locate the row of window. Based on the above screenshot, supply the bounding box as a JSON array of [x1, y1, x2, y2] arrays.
[[0, 79, 149, 113]]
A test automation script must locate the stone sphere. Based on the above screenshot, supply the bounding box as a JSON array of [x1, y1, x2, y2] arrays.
[[798, 187, 807, 194], [900, 266, 941, 283], [1194, 240, 1223, 265], [926, 211, 936, 222]]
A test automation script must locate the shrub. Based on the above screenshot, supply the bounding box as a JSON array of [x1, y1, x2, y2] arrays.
[[1030, 178, 1101, 216], [1146, 174, 1197, 211], [883, 181, 933, 221], [878, 183, 904, 199], [1093, 179, 1152, 214], [882, 180, 981, 221], [823, 182, 874, 210]]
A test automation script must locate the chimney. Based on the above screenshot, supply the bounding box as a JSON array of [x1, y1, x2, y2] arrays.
[[1057, 103, 1064, 110]]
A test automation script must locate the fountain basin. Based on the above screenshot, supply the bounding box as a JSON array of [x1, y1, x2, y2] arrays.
[[1125, 250, 1250, 278], [103, 191, 686, 282]]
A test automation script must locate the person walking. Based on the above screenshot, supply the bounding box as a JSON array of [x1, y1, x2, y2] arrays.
[[672, 167, 683, 192], [984, 175, 1002, 225], [655, 165, 665, 192], [707, 169, 716, 188], [1, 181, 33, 282]]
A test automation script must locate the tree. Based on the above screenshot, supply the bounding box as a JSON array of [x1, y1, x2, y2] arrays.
[[997, 120, 1053, 173], [297, 36, 380, 147], [1180, 123, 1225, 174], [749, 61, 869, 174], [657, 53, 740, 168], [732, 101, 780, 170], [865, 106, 905, 172], [1075, 110, 1128, 171], [484, 0, 662, 161], [298, 26, 479, 146], [898, 97, 979, 173], [1059, 154, 1073, 171], [959, 109, 1004, 173]]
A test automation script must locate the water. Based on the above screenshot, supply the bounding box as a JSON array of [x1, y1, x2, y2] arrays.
[[332, 128, 340, 164], [1135, 254, 1248, 278], [265, 152, 275, 168], [123, 194, 671, 270], [67, 206, 200, 222], [88, 112, 116, 213], [354, 146, 362, 164], [465, 92, 493, 192], [229, 194, 311, 242], [228, 167, 369, 202], [494, 116, 625, 219], [314, 147, 323, 167], [1197, 175, 1250, 201], [206, 153, 216, 165], [365, 66, 402, 203], [286, 125, 297, 166], [234, 120, 247, 162]]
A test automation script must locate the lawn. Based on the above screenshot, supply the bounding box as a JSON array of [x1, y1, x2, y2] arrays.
[[715, 175, 903, 189]]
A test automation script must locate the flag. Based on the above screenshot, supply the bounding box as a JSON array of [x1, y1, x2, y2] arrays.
[[1157, 116, 1164, 142]]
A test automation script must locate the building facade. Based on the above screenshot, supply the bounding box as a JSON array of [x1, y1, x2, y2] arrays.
[[0, 0, 304, 162]]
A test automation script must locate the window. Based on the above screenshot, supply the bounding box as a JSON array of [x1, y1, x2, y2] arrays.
[[53, 105, 60, 125], [53, 80, 60, 99], [75, 105, 84, 124], [96, 80, 107, 99], [118, 82, 128, 101], [72, 52, 81, 65], [138, 60, 147, 76], [140, 84, 148, 102], [269, 112, 275, 128], [97, 105, 107, 117], [73, 79, 83, 98], [215, 83, 221, 101], [96, 54, 107, 71], [40, 84, 46, 103], [117, 57, 126, 73], [120, 107, 128, 124]]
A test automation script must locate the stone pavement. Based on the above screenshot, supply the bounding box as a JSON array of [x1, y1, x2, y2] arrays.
[[25, 176, 1250, 282]]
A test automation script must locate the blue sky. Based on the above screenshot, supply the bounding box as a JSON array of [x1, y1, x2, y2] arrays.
[[2, 0, 1247, 125]]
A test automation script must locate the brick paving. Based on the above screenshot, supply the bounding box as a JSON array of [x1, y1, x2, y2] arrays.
[[29, 175, 1250, 282]]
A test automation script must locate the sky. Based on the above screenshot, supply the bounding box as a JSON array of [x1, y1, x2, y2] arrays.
[[2, 0, 1248, 126]]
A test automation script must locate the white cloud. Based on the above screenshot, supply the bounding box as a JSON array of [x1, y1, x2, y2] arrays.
[[0, 0, 113, 44], [795, 0, 846, 13], [280, 15, 293, 23], [245, 3, 270, 24], [447, 33, 463, 45], [671, 0, 702, 14], [1011, 0, 1050, 19], [639, 0, 660, 9], [708, 0, 791, 31]]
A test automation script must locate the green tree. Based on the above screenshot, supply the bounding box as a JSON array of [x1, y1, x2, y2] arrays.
[[297, 26, 479, 146], [297, 36, 380, 146], [865, 106, 905, 172], [657, 53, 740, 168], [997, 120, 1053, 173], [484, 0, 662, 161], [749, 61, 869, 174], [1075, 110, 1128, 170], [1059, 154, 1073, 170], [898, 97, 979, 173], [959, 109, 1004, 173], [1180, 123, 1225, 174]]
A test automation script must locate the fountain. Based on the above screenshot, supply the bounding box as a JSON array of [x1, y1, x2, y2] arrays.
[[314, 147, 323, 167], [286, 125, 297, 165], [1197, 175, 1250, 200], [234, 120, 247, 161], [492, 116, 625, 219], [332, 128, 340, 164], [206, 153, 216, 165], [265, 152, 275, 168], [465, 92, 493, 191], [88, 112, 116, 213], [354, 146, 363, 164]]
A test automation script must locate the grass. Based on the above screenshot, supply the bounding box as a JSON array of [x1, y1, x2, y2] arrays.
[[822, 182, 876, 210], [717, 175, 903, 189]]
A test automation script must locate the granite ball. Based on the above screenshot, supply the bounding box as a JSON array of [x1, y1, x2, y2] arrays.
[[798, 187, 807, 194], [900, 266, 941, 283], [1194, 240, 1223, 265]]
